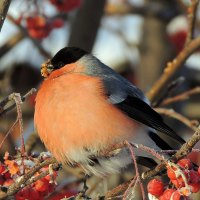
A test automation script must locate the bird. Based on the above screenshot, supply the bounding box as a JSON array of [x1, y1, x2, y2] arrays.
[[34, 47, 184, 176]]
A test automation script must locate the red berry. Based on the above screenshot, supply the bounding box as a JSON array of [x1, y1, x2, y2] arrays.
[[171, 177, 185, 188], [177, 159, 192, 169], [159, 189, 180, 200], [52, 18, 64, 28], [44, 174, 51, 182], [3, 179, 14, 187], [147, 179, 164, 197], [26, 16, 47, 29], [26, 15, 51, 39], [29, 188, 40, 200], [3, 171, 11, 179], [172, 190, 181, 200], [48, 183, 56, 193], [34, 178, 49, 192], [167, 168, 176, 180], [189, 170, 200, 184], [0, 164, 6, 174], [15, 187, 30, 200], [28, 28, 50, 39], [189, 183, 200, 193], [44, 172, 57, 182], [168, 31, 187, 53]]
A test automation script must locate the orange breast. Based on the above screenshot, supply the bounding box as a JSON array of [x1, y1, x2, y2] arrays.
[[34, 71, 137, 163]]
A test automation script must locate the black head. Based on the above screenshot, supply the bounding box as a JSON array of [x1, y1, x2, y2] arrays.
[[51, 47, 88, 69]]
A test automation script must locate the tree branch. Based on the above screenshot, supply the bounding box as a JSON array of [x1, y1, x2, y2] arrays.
[[160, 86, 200, 106], [0, 0, 11, 31], [185, 0, 200, 45], [155, 108, 199, 131], [0, 88, 37, 116], [147, 36, 200, 103]]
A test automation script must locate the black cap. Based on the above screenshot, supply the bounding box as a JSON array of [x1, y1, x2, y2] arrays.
[[51, 47, 88, 69]]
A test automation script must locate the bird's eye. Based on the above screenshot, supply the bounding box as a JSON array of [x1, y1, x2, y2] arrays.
[[47, 65, 54, 70], [57, 62, 65, 68]]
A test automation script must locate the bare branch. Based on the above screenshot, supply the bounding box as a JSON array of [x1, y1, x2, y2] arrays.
[[0, 118, 18, 150], [153, 77, 185, 107], [10, 93, 24, 153], [185, 0, 200, 45], [155, 108, 199, 131], [160, 87, 200, 106], [125, 141, 146, 200], [0, 88, 37, 116], [147, 36, 200, 102]]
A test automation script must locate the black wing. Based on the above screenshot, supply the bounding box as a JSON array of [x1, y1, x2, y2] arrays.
[[85, 57, 185, 144], [116, 95, 185, 144]]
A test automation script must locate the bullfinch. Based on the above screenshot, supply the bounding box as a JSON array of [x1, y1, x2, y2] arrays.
[[34, 47, 184, 176]]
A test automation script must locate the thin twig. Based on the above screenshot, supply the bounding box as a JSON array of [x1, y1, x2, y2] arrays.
[[0, 88, 37, 116], [0, 0, 12, 31], [147, 36, 200, 103], [10, 94, 25, 154], [125, 141, 146, 200], [10, 93, 26, 174], [155, 108, 199, 131], [131, 143, 165, 161], [185, 0, 200, 45], [157, 149, 200, 154], [122, 176, 137, 200], [0, 119, 18, 150], [153, 77, 185, 107], [99, 142, 125, 158], [160, 87, 200, 106]]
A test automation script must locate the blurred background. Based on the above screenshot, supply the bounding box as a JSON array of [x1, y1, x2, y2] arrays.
[[0, 0, 200, 199]]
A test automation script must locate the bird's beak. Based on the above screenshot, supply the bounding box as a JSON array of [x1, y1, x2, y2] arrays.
[[41, 59, 54, 78]]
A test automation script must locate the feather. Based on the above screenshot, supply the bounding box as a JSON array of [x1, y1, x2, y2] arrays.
[[115, 95, 185, 144]]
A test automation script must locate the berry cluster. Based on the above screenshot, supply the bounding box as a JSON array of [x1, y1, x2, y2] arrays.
[[0, 152, 57, 200], [147, 158, 200, 200], [25, 15, 64, 39], [16, 0, 82, 39]]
